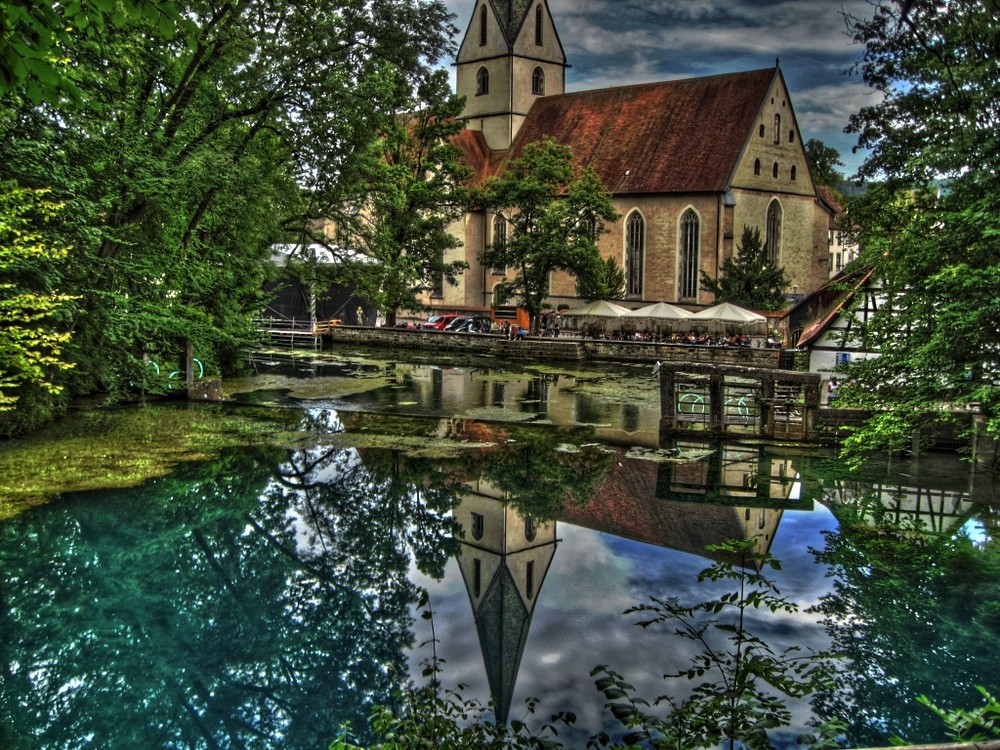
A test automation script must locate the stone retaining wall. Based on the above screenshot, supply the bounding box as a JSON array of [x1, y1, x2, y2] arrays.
[[324, 326, 783, 369]]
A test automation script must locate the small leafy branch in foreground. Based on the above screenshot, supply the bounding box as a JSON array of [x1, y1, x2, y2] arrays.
[[590, 539, 839, 750], [914, 686, 1000, 744], [330, 588, 575, 750]]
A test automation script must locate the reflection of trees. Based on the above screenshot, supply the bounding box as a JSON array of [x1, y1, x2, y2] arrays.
[[810, 502, 1000, 747], [0, 425, 463, 749], [477, 427, 614, 521]]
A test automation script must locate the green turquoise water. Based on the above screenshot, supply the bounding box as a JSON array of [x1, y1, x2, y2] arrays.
[[1, 352, 998, 749]]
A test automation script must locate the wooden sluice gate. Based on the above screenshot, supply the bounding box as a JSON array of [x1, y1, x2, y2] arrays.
[[658, 362, 822, 442]]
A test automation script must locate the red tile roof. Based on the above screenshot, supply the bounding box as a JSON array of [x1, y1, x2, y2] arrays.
[[506, 67, 778, 194], [451, 128, 495, 186], [794, 266, 875, 349]]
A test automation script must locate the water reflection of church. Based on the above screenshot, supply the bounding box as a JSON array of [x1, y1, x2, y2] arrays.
[[449, 435, 982, 723]]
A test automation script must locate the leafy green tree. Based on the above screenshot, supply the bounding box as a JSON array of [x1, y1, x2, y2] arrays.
[[0, 183, 74, 433], [803, 139, 846, 189], [338, 70, 471, 327], [837, 0, 1000, 457], [700, 225, 789, 311], [576, 256, 626, 301], [0, 0, 459, 413], [480, 138, 619, 332], [0, 0, 187, 105]]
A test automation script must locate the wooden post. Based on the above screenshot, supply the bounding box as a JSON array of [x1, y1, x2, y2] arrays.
[[709, 371, 724, 435], [659, 367, 677, 432]]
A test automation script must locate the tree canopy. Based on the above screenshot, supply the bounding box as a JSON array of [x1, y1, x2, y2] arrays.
[[479, 138, 619, 332], [700, 225, 790, 311], [336, 71, 471, 327], [804, 138, 846, 189], [0, 0, 458, 434], [838, 0, 1000, 457]]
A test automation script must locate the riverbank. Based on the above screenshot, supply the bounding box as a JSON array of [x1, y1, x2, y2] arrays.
[[319, 324, 790, 369]]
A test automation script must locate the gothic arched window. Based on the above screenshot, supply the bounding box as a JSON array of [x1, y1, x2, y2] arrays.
[[772, 161, 779, 178], [491, 213, 507, 273], [531, 67, 544, 96], [625, 211, 644, 297], [791, 165, 797, 181], [524, 516, 537, 542], [754, 158, 761, 176], [679, 209, 700, 300], [479, 4, 488, 45], [766, 200, 782, 263], [535, 4, 543, 45], [476, 66, 489, 96]]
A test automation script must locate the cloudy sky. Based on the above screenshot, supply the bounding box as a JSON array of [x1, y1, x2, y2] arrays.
[[439, 0, 882, 177]]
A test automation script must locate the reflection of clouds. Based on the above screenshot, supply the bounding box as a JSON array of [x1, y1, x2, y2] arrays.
[[544, 525, 635, 615], [415, 508, 840, 743]]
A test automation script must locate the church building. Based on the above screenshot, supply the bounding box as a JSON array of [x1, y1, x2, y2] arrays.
[[427, 0, 833, 314]]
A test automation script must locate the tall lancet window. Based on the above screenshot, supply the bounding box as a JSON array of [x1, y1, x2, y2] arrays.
[[476, 66, 489, 96], [531, 67, 544, 95], [766, 200, 783, 263], [535, 5, 543, 45], [479, 4, 487, 45], [679, 209, 700, 300], [625, 211, 644, 297], [492, 213, 507, 273]]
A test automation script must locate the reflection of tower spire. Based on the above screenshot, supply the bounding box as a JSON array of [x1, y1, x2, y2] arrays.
[[455, 479, 557, 724]]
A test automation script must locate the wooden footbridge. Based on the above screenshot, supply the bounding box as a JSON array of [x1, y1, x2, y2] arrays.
[[658, 362, 823, 442]]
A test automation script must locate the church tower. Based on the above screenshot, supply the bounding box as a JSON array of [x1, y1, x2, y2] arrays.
[[455, 0, 568, 150], [454, 479, 558, 724]]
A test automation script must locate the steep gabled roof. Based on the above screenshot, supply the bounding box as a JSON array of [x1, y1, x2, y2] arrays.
[[505, 67, 777, 195], [489, 0, 534, 44], [793, 266, 876, 349]]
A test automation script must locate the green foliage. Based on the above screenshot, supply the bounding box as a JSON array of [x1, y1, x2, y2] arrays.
[[700, 225, 790, 311], [590, 539, 837, 750], [839, 0, 1000, 456], [917, 686, 1000, 743], [804, 139, 846, 188], [480, 138, 619, 332], [338, 70, 471, 326], [0, 183, 75, 433], [0, 0, 461, 421], [576, 256, 626, 301], [810, 492, 1000, 746], [0, 0, 189, 105]]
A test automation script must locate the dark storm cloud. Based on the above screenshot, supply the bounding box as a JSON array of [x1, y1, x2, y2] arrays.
[[440, 0, 879, 174]]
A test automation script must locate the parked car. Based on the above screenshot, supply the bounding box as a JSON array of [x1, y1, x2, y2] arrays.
[[420, 314, 462, 330], [443, 315, 490, 333]]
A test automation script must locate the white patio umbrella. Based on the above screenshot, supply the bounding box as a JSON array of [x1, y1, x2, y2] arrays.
[[560, 299, 631, 335], [688, 301, 767, 326], [560, 299, 632, 318], [625, 301, 693, 322]]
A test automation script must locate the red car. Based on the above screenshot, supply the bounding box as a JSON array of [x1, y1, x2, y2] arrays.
[[420, 314, 462, 330]]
